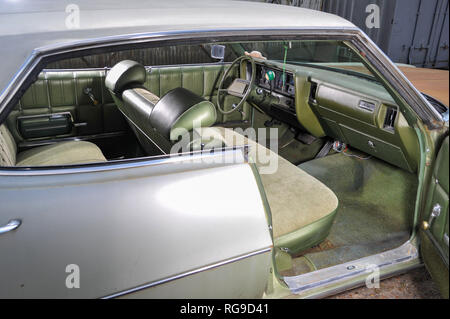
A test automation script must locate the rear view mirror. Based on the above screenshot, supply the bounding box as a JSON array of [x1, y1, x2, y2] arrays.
[[211, 45, 225, 61]]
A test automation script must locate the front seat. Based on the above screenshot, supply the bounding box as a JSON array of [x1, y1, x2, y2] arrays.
[[105, 60, 217, 154], [0, 124, 106, 167], [194, 126, 339, 255]]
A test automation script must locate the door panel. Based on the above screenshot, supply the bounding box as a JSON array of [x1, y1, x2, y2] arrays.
[[0, 150, 272, 298], [17, 112, 72, 139], [420, 136, 449, 298], [6, 70, 127, 144]]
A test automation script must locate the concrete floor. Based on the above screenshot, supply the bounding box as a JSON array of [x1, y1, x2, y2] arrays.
[[328, 266, 442, 299]]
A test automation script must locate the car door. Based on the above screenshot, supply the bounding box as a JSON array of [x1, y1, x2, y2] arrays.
[[0, 149, 273, 298], [420, 135, 449, 299]]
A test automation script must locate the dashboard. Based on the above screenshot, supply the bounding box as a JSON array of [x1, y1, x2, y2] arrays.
[[249, 60, 419, 173]]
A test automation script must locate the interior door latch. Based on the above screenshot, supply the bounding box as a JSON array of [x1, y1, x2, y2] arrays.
[[422, 203, 441, 230]]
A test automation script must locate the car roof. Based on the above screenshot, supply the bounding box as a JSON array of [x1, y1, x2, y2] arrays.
[[0, 0, 355, 99]]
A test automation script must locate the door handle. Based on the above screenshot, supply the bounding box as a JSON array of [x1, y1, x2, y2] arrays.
[[0, 219, 22, 235]]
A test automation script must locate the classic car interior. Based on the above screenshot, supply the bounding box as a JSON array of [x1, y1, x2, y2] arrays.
[[1, 40, 445, 280]]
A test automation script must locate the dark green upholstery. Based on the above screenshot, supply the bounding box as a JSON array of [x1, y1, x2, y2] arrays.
[[6, 64, 249, 145], [105, 61, 218, 154], [144, 65, 251, 123]]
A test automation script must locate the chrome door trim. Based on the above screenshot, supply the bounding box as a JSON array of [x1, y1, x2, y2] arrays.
[[42, 62, 232, 73], [0, 147, 248, 176], [101, 246, 272, 299], [0, 28, 444, 127]]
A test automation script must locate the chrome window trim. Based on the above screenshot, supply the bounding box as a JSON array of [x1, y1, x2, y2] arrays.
[[42, 61, 233, 73], [101, 246, 272, 299], [0, 27, 443, 128], [0, 146, 248, 176]]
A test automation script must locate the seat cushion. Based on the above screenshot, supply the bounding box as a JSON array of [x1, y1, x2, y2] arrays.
[[0, 124, 17, 166], [16, 141, 106, 166], [196, 127, 339, 254]]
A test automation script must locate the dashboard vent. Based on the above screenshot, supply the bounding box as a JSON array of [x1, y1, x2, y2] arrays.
[[383, 106, 398, 131]]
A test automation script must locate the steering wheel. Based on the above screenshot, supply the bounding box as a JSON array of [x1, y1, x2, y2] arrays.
[[216, 55, 256, 115]]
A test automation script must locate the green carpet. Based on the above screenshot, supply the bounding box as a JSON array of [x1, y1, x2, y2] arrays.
[[295, 152, 417, 270]]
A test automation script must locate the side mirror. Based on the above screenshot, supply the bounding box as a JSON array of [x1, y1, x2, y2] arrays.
[[211, 45, 225, 61]]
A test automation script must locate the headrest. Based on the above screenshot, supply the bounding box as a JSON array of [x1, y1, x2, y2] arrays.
[[105, 60, 147, 94]]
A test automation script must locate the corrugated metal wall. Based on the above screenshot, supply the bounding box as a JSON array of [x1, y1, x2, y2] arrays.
[[322, 0, 397, 55], [322, 0, 449, 68], [387, 0, 449, 68], [256, 0, 449, 68], [51, 0, 448, 69], [258, 0, 323, 10]]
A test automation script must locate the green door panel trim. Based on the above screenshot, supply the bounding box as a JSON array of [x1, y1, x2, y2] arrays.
[[420, 231, 449, 299], [419, 135, 449, 298], [422, 227, 449, 269], [6, 67, 127, 142]]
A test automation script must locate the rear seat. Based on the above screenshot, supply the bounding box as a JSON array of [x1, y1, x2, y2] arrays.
[[196, 127, 339, 255]]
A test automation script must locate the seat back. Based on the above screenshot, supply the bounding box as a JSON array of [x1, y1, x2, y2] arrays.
[[0, 124, 17, 166], [105, 60, 217, 154]]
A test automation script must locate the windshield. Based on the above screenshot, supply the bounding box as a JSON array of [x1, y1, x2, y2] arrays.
[[237, 40, 377, 81], [47, 40, 377, 82]]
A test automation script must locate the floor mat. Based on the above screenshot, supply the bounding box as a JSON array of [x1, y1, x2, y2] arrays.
[[296, 153, 417, 270]]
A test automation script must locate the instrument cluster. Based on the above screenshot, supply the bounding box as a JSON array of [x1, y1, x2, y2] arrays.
[[256, 64, 295, 97]]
